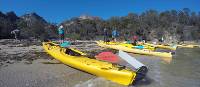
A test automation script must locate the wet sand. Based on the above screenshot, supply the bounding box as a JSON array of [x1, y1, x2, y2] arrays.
[[0, 39, 200, 87]]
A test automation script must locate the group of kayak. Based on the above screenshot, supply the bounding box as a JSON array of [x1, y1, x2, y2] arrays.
[[97, 41, 173, 58], [97, 41, 200, 58], [42, 40, 200, 85]]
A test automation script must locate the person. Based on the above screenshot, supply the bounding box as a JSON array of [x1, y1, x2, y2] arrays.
[[161, 36, 164, 43], [11, 29, 20, 41], [152, 39, 158, 45], [124, 32, 129, 41], [132, 35, 138, 45], [112, 29, 118, 42], [142, 35, 146, 43], [103, 28, 108, 42], [58, 25, 64, 44], [171, 42, 177, 48]]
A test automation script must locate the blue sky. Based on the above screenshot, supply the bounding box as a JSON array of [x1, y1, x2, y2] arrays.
[[0, 0, 200, 23]]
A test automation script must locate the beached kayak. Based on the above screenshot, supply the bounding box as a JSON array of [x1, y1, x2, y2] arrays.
[[144, 43, 200, 49], [96, 41, 172, 58], [43, 42, 143, 85], [177, 44, 200, 48], [144, 43, 177, 50]]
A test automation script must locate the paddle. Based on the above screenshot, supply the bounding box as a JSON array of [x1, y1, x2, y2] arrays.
[[118, 50, 148, 80]]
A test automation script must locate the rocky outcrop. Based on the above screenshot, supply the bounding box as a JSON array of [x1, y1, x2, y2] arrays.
[[0, 11, 19, 39]]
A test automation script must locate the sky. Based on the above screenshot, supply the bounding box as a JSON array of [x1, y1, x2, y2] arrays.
[[0, 0, 200, 23]]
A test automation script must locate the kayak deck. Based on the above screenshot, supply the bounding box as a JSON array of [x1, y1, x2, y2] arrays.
[[144, 43, 177, 50]]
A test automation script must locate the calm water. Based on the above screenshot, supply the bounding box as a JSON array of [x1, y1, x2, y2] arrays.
[[133, 48, 200, 87]]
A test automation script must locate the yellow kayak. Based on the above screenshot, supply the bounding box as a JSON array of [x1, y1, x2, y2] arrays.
[[144, 43, 177, 50], [43, 42, 138, 85], [177, 44, 200, 48], [144, 43, 200, 49], [97, 41, 172, 58]]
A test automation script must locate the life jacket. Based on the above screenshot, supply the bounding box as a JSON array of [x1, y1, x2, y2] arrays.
[[58, 28, 64, 34], [133, 36, 138, 40]]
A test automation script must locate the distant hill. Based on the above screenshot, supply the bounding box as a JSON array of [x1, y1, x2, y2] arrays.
[[0, 11, 57, 40], [21, 12, 47, 24], [0, 11, 19, 39], [0, 8, 200, 42]]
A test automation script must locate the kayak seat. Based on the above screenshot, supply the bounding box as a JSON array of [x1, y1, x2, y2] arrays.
[[65, 48, 81, 56], [112, 64, 126, 71]]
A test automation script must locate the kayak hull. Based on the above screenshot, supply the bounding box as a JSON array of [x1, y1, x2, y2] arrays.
[[43, 42, 136, 85]]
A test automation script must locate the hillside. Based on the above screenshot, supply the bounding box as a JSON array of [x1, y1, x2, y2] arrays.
[[0, 12, 57, 40], [0, 8, 200, 43]]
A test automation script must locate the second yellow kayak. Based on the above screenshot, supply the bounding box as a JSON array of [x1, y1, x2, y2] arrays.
[[97, 41, 172, 58]]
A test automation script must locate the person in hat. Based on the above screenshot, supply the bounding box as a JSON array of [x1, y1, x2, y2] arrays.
[[103, 27, 108, 42], [11, 28, 20, 41], [58, 25, 64, 44]]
